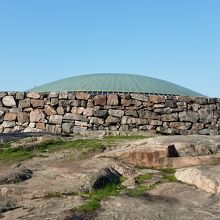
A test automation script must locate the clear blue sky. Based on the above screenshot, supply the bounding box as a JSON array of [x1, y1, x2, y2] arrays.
[[0, 0, 219, 97]]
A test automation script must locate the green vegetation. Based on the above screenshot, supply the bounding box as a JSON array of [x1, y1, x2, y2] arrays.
[[160, 168, 176, 174], [127, 184, 157, 197], [135, 174, 152, 184], [77, 183, 122, 212], [0, 147, 32, 161], [0, 135, 147, 162], [162, 174, 177, 182]]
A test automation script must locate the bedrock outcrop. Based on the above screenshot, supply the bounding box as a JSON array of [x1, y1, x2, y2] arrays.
[[100, 135, 220, 168]]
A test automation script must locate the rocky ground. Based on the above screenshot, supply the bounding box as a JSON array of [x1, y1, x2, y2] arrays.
[[0, 133, 220, 220]]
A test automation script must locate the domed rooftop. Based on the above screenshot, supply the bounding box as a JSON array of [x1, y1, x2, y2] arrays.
[[30, 73, 203, 96]]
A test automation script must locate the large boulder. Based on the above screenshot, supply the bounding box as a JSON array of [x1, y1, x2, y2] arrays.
[[175, 165, 220, 193], [89, 167, 121, 190], [2, 96, 16, 107]]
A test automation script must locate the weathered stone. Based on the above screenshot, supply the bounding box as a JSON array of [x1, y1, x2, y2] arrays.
[[0, 92, 6, 98], [149, 96, 165, 103], [87, 99, 94, 108], [49, 115, 63, 125], [67, 93, 75, 100], [165, 99, 177, 108], [63, 113, 82, 121], [157, 126, 180, 134], [15, 92, 24, 100], [191, 123, 204, 131], [59, 100, 70, 107], [62, 123, 73, 133], [83, 108, 93, 117], [23, 107, 33, 112], [90, 167, 121, 190], [90, 117, 104, 125], [30, 109, 45, 122], [70, 100, 81, 107], [161, 113, 178, 122], [50, 98, 59, 106], [31, 99, 44, 107], [4, 113, 17, 121], [59, 92, 68, 99], [0, 167, 33, 184], [175, 166, 220, 194], [36, 122, 46, 130], [121, 116, 148, 125], [2, 96, 16, 107], [198, 109, 213, 124], [75, 121, 88, 127], [19, 99, 30, 108], [2, 121, 15, 128], [76, 92, 90, 100], [154, 103, 165, 108], [27, 92, 41, 99], [46, 124, 62, 134], [154, 107, 173, 114], [176, 96, 192, 103], [131, 99, 142, 106], [170, 122, 191, 130], [107, 94, 119, 105], [121, 99, 132, 106], [199, 129, 210, 135], [94, 110, 108, 118], [214, 110, 220, 118], [208, 98, 217, 104], [105, 116, 119, 124], [48, 92, 59, 98], [179, 111, 199, 123], [57, 106, 65, 115], [80, 100, 87, 108], [9, 107, 22, 113], [190, 103, 200, 112], [71, 107, 85, 115], [131, 94, 148, 101], [94, 95, 106, 106], [125, 110, 138, 118], [193, 97, 208, 105], [210, 129, 218, 136], [149, 120, 162, 126], [108, 109, 124, 118], [138, 109, 159, 119], [45, 105, 57, 115]]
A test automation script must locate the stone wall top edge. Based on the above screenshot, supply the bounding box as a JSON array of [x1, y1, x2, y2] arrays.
[[0, 91, 216, 98]]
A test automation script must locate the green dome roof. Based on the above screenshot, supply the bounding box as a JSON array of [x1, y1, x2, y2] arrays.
[[30, 73, 203, 96]]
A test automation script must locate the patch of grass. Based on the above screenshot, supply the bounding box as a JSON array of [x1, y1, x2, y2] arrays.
[[163, 175, 177, 182], [0, 148, 32, 161], [0, 142, 12, 149], [127, 183, 157, 197], [135, 174, 152, 184], [0, 135, 147, 162], [77, 183, 121, 212], [160, 168, 176, 174]]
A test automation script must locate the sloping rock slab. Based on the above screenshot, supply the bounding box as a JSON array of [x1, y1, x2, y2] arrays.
[[175, 165, 220, 193], [96, 182, 220, 220], [99, 135, 220, 169]]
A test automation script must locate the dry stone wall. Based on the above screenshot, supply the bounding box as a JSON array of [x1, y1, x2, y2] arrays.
[[0, 92, 220, 135]]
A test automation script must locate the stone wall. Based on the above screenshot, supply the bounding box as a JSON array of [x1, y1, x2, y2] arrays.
[[0, 92, 220, 135]]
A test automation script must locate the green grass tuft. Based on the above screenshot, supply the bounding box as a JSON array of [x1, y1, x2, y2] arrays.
[[77, 183, 120, 212], [163, 175, 177, 182], [135, 174, 152, 184]]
